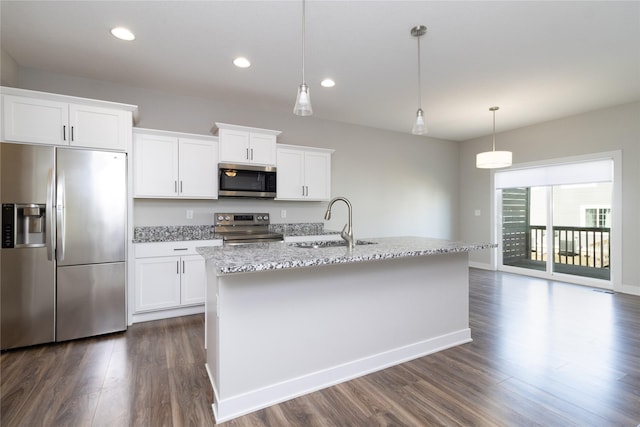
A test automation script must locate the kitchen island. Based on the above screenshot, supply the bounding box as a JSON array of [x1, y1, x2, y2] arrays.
[[198, 237, 494, 422]]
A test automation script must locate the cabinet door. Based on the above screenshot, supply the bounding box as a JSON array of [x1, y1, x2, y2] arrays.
[[135, 257, 181, 312], [249, 133, 276, 165], [304, 151, 332, 200], [69, 104, 128, 150], [219, 129, 250, 163], [133, 134, 179, 197], [180, 255, 206, 305], [276, 148, 305, 199], [2, 95, 68, 145], [178, 138, 218, 198]]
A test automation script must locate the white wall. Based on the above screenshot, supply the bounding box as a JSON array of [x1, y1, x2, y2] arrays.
[[15, 67, 460, 240], [1, 49, 19, 87], [459, 102, 640, 294]]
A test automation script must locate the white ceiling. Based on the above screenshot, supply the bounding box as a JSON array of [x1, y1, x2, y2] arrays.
[[1, 1, 639, 141]]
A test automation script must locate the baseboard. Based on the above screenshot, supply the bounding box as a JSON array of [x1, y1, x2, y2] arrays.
[[130, 304, 204, 324], [621, 283, 640, 296], [469, 261, 492, 270], [210, 328, 471, 423]]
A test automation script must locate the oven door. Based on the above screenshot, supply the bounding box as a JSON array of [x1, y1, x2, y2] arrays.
[[218, 164, 277, 198], [222, 233, 284, 246]]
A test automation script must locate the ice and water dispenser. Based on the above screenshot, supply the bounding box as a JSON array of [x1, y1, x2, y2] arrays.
[[2, 203, 46, 248]]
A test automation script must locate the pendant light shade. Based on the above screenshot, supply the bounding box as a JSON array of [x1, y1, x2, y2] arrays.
[[293, 0, 312, 116], [294, 83, 312, 116], [476, 106, 512, 169], [476, 150, 512, 168], [412, 108, 425, 135], [410, 25, 427, 135]]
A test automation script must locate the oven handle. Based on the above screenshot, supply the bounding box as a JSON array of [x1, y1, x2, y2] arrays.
[[224, 238, 284, 246]]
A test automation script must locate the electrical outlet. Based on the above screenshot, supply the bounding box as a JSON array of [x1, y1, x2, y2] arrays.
[[280, 209, 287, 218], [186, 210, 194, 219], [474, 209, 481, 217]]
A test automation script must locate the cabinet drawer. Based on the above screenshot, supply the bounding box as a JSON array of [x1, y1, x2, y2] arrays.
[[134, 240, 221, 258]]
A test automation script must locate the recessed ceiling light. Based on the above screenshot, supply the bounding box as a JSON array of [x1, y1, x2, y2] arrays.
[[233, 57, 251, 68], [110, 27, 135, 41], [321, 78, 335, 88]]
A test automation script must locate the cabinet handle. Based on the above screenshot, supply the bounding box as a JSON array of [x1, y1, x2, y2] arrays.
[[176, 260, 180, 274], [180, 181, 183, 193], [71, 126, 74, 142], [246, 148, 249, 160], [182, 260, 185, 274], [302, 185, 305, 196], [173, 248, 188, 251], [174, 181, 178, 193], [63, 125, 67, 141], [251, 149, 254, 161]]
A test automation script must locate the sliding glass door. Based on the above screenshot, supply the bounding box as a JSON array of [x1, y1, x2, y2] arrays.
[[496, 158, 615, 287]]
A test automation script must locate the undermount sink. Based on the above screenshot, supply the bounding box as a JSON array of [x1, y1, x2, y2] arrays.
[[291, 240, 377, 249]]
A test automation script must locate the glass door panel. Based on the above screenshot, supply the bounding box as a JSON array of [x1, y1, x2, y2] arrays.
[[551, 183, 611, 280]]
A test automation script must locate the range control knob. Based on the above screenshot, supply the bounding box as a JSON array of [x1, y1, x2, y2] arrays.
[[217, 215, 224, 221], [225, 215, 231, 221], [263, 215, 269, 221], [256, 216, 263, 221]]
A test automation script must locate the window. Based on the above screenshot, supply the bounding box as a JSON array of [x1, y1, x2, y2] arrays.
[[585, 208, 611, 227]]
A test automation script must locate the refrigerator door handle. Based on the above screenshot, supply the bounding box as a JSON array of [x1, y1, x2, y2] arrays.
[[46, 168, 55, 261], [56, 172, 66, 262]]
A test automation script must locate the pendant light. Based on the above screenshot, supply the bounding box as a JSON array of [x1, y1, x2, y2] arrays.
[[293, 0, 312, 116], [476, 106, 512, 169], [410, 25, 427, 135]]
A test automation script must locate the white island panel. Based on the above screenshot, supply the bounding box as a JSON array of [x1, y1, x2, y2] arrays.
[[203, 241, 474, 422]]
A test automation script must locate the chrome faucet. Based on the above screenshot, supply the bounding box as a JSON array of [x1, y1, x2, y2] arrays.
[[324, 196, 354, 249]]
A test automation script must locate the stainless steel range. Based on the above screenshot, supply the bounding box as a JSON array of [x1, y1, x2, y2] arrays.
[[214, 213, 283, 245]]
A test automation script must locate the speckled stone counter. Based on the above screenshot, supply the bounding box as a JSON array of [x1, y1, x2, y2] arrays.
[[270, 222, 338, 237], [197, 236, 494, 275], [133, 222, 337, 243], [133, 225, 216, 243]]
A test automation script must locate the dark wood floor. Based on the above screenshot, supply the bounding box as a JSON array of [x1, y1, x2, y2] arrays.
[[2, 269, 639, 426]]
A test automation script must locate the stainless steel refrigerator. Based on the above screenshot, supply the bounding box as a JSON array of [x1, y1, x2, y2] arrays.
[[1, 142, 127, 350]]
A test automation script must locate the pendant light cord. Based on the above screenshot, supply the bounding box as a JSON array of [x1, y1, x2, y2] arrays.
[[416, 35, 422, 108], [302, 0, 306, 84], [492, 109, 496, 151]]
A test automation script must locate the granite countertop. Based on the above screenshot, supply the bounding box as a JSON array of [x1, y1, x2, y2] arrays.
[[196, 236, 496, 275], [132, 223, 338, 243], [133, 225, 217, 243]]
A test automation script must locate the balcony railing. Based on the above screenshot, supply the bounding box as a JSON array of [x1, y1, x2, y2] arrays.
[[504, 225, 610, 279], [529, 226, 610, 269]]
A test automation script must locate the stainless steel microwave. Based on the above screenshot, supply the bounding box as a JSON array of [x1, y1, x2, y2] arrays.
[[218, 163, 277, 198]]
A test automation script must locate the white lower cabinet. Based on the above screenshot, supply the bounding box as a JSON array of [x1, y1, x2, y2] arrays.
[[180, 255, 208, 306], [133, 240, 221, 320], [135, 256, 183, 311]]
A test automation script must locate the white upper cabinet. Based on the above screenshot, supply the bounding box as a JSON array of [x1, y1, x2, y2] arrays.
[[276, 144, 334, 201], [215, 122, 281, 166], [68, 104, 130, 150], [133, 128, 218, 199], [1, 96, 68, 145], [1, 87, 136, 151], [178, 137, 218, 198], [133, 132, 179, 197]]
